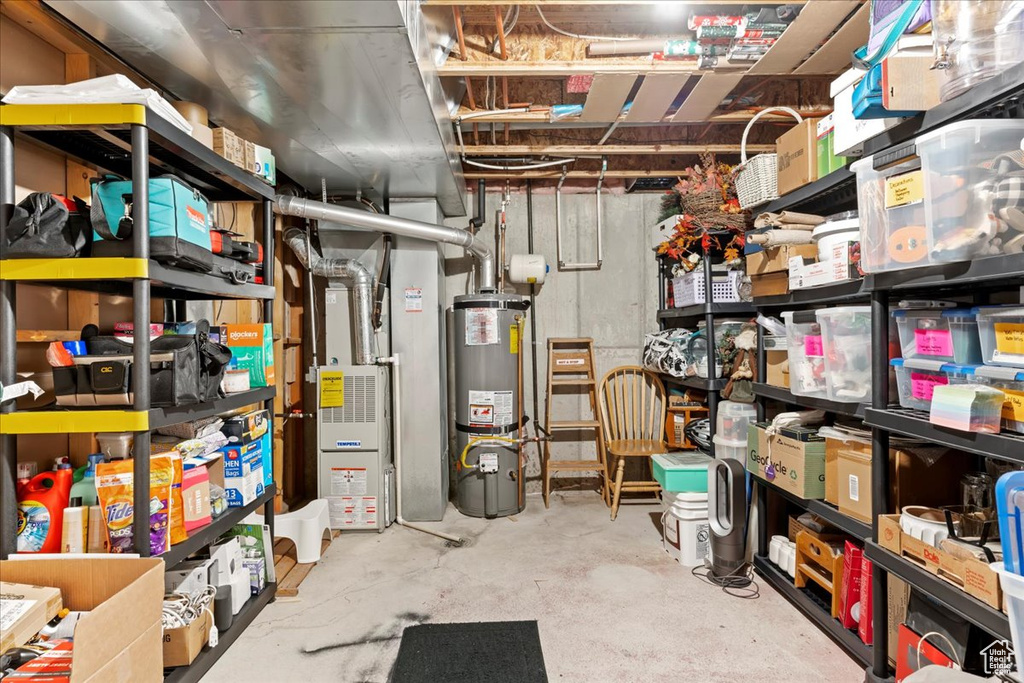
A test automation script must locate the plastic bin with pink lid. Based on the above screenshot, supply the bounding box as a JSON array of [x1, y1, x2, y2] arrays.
[[892, 309, 982, 365], [816, 306, 872, 403], [890, 358, 977, 412]]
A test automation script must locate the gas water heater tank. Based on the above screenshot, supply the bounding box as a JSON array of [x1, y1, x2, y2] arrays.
[[452, 292, 529, 518]]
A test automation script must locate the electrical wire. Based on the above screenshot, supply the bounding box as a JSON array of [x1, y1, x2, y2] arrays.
[[690, 563, 760, 599], [535, 6, 635, 42], [161, 586, 217, 629]]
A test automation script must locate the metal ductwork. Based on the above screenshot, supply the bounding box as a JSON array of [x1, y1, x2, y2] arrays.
[[276, 195, 496, 292], [284, 227, 375, 366]]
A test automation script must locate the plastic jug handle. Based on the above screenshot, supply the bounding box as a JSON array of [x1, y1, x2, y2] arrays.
[[25, 472, 57, 493]]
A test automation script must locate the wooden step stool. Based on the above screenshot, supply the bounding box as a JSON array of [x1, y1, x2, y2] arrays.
[[542, 338, 610, 508]]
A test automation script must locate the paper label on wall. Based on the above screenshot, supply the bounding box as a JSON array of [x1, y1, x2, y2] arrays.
[[325, 291, 338, 305], [911, 372, 948, 401], [0, 599, 34, 632], [915, 329, 953, 357], [1002, 389, 1024, 424], [320, 371, 345, 408], [331, 467, 367, 496], [993, 323, 1024, 364], [327, 496, 377, 527], [509, 324, 520, 355], [468, 390, 514, 426], [404, 287, 423, 313], [884, 169, 924, 209], [804, 335, 824, 357], [465, 308, 499, 346]]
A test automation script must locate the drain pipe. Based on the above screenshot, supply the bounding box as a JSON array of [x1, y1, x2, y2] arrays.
[[526, 181, 544, 457], [381, 354, 466, 545], [284, 227, 375, 366], [276, 195, 496, 292]]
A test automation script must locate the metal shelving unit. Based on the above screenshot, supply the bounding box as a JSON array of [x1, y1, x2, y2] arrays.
[[759, 477, 872, 541], [753, 383, 866, 419], [0, 104, 278, 683], [761, 165, 857, 216]]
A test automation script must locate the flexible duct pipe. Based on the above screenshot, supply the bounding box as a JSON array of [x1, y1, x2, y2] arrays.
[[276, 195, 497, 292], [284, 227, 375, 365]]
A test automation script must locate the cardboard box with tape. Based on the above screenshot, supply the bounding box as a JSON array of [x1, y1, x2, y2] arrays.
[[746, 423, 826, 499]]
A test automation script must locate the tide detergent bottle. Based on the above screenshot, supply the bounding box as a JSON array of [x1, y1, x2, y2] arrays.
[[17, 464, 73, 553]]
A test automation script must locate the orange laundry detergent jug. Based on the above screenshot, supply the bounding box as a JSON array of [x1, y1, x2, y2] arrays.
[[16, 466, 73, 553]]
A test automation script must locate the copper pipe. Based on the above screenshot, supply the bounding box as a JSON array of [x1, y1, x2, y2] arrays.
[[494, 6, 508, 60], [453, 6, 468, 61], [465, 77, 480, 144]]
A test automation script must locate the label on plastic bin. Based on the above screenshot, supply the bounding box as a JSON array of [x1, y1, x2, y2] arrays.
[[804, 335, 824, 357], [911, 372, 948, 401], [915, 329, 953, 357], [1002, 389, 1024, 425], [884, 170, 923, 210], [994, 323, 1024, 360]]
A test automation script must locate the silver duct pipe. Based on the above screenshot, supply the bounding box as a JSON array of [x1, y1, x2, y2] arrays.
[[275, 195, 497, 292], [284, 227, 375, 366]]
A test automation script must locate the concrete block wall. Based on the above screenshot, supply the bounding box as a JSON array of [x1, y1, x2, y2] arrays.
[[443, 189, 665, 492]]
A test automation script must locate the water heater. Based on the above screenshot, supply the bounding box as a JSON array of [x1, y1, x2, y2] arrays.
[[451, 292, 528, 518]]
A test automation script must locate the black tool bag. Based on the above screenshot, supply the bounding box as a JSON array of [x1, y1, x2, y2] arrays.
[[3, 193, 91, 258], [76, 319, 232, 406], [210, 252, 257, 285]]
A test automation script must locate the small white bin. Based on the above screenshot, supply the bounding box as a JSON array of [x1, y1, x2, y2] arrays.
[[975, 306, 1024, 369], [672, 270, 742, 307], [890, 358, 977, 412], [892, 309, 982, 364], [816, 306, 873, 403], [716, 401, 758, 443], [782, 311, 828, 399], [712, 435, 747, 462]]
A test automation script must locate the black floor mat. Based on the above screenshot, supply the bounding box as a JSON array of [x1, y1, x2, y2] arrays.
[[390, 621, 548, 683]]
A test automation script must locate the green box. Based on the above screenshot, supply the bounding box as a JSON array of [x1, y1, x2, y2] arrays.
[[652, 452, 712, 493], [746, 423, 826, 499], [816, 113, 847, 179]]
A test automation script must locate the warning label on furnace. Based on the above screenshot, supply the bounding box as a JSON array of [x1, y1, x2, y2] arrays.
[[327, 496, 377, 527], [468, 390, 514, 427], [465, 308, 499, 346], [331, 467, 367, 496]]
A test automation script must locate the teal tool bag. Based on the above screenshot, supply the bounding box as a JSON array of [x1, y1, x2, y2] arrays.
[[90, 174, 214, 272]]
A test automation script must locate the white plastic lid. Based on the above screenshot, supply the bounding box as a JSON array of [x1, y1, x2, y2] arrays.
[[915, 118, 1024, 148], [712, 435, 748, 448]]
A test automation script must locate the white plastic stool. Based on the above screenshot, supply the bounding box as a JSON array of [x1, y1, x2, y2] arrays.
[[244, 499, 331, 564]]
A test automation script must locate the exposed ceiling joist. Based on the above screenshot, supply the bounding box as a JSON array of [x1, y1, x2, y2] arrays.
[[426, 0, 803, 5], [461, 144, 772, 155], [464, 170, 696, 179], [439, 61, 725, 77], [452, 108, 824, 126]]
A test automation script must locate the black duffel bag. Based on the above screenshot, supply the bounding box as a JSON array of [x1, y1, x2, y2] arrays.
[[3, 193, 91, 258], [80, 319, 232, 406]]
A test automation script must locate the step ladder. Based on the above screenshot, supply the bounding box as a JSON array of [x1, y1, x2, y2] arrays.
[[542, 338, 610, 508]]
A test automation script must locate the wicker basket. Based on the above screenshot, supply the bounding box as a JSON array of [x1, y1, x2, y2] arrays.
[[733, 107, 803, 210]]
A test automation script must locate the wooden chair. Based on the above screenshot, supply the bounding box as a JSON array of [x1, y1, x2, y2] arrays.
[[597, 366, 667, 521]]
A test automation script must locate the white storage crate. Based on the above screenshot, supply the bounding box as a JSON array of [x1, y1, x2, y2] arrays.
[[672, 270, 742, 308]]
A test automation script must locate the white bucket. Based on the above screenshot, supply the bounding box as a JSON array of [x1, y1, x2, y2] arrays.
[[663, 507, 710, 567], [661, 492, 709, 519], [991, 563, 1024, 670]]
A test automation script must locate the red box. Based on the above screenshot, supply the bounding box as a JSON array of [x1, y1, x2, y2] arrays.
[[858, 555, 873, 645], [895, 624, 957, 682], [839, 541, 863, 629]]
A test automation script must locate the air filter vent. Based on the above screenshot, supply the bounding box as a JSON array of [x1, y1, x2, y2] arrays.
[[322, 374, 376, 424]]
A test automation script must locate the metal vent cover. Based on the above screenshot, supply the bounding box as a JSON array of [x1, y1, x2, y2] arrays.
[[322, 374, 376, 424]]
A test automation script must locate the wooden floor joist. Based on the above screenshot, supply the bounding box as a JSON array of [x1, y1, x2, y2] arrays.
[[439, 61, 714, 77], [464, 170, 703, 179], [462, 143, 773, 156]]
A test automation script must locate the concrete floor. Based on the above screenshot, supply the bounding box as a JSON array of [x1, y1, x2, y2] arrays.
[[206, 493, 863, 683]]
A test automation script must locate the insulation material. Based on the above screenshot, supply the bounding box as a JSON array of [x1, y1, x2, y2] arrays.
[[671, 73, 744, 122], [566, 75, 595, 93], [579, 73, 638, 122], [625, 74, 691, 122], [794, 3, 872, 75]]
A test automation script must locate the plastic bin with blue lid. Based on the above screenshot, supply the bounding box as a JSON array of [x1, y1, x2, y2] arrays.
[[890, 358, 977, 412], [892, 309, 982, 364], [974, 306, 1024, 369], [652, 452, 713, 493], [975, 365, 1024, 434]]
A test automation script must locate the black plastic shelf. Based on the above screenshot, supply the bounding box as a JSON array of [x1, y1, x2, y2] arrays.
[[761, 166, 858, 216], [753, 555, 873, 668], [754, 383, 866, 419], [160, 484, 277, 568], [865, 541, 1009, 641], [757, 478, 871, 541], [163, 582, 276, 683], [661, 374, 728, 392], [658, 302, 756, 321], [864, 407, 1024, 464], [862, 61, 1024, 158], [16, 106, 274, 202], [865, 253, 1024, 294], [753, 278, 869, 308], [152, 387, 276, 429]]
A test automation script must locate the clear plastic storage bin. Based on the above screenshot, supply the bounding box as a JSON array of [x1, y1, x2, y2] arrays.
[[852, 155, 931, 274], [931, 0, 1024, 102], [891, 358, 976, 412], [975, 365, 1024, 434], [716, 400, 758, 443], [918, 120, 1024, 264], [816, 306, 873, 403], [782, 311, 827, 398], [930, 384, 1005, 433], [975, 306, 1024, 368], [712, 435, 747, 461], [892, 309, 982, 364]]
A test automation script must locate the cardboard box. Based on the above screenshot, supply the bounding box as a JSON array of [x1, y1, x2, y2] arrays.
[[219, 440, 265, 507], [824, 435, 870, 506], [776, 118, 820, 196], [766, 349, 788, 389], [0, 558, 163, 682], [882, 54, 942, 113], [163, 610, 211, 668], [836, 448, 872, 522], [182, 465, 211, 533], [253, 145, 276, 185], [164, 559, 211, 598], [190, 123, 214, 150], [242, 557, 267, 595], [751, 272, 790, 298], [831, 68, 906, 157], [888, 575, 910, 666], [747, 423, 826, 499], [0, 581, 63, 653], [789, 241, 861, 290], [221, 324, 275, 387], [243, 140, 256, 175], [746, 244, 818, 276], [212, 128, 244, 167], [222, 409, 270, 445]]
